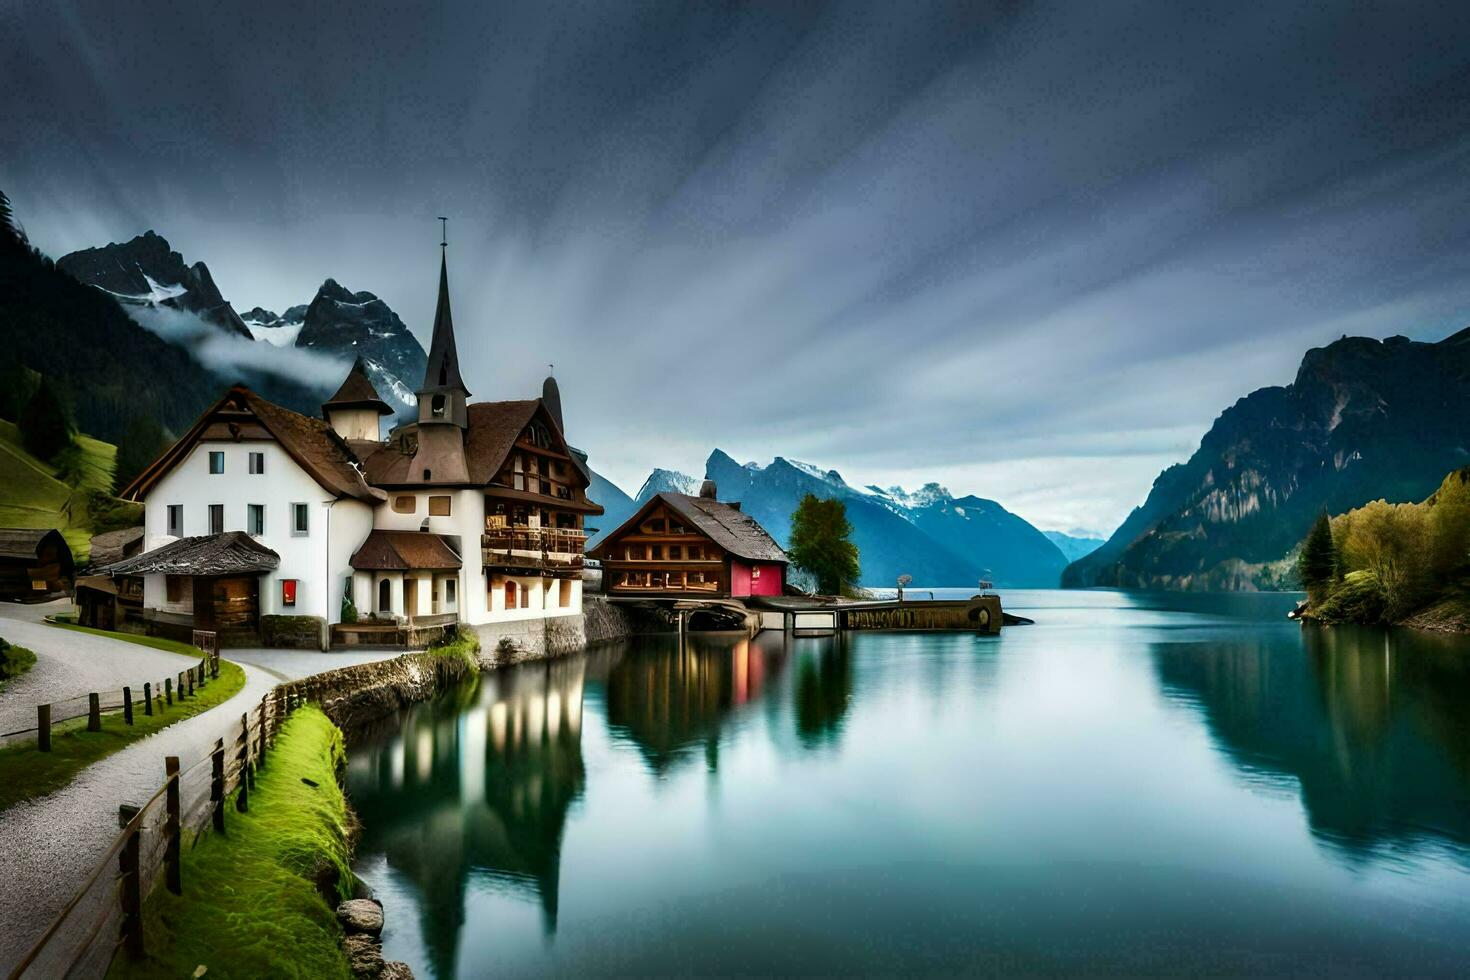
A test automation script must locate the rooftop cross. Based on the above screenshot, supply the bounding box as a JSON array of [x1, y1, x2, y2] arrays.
[[438, 216, 447, 249]]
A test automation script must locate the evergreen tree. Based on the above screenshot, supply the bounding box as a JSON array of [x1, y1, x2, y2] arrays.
[[113, 414, 168, 492], [1298, 511, 1337, 604], [19, 378, 75, 461], [788, 494, 860, 595]]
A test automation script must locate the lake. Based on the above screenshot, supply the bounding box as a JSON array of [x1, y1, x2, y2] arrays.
[[345, 590, 1470, 977]]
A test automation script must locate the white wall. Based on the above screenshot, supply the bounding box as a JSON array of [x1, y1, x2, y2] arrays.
[[326, 407, 382, 442], [141, 440, 373, 624]]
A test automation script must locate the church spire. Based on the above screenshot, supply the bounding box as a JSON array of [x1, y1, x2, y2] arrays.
[[418, 220, 470, 429]]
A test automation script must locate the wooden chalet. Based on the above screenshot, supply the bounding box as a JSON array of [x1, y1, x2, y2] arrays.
[[589, 481, 787, 599], [75, 527, 145, 629], [0, 528, 74, 600]]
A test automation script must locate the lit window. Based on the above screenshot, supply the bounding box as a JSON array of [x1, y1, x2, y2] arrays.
[[281, 579, 298, 607], [292, 503, 309, 536], [208, 451, 224, 474], [167, 504, 183, 537], [208, 504, 223, 535], [428, 495, 452, 516], [248, 504, 264, 536], [249, 451, 265, 474]]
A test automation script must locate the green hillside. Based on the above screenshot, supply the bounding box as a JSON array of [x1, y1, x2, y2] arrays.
[[0, 419, 137, 562]]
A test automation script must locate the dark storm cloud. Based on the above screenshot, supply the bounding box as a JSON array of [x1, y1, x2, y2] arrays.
[[4, 0, 1470, 532]]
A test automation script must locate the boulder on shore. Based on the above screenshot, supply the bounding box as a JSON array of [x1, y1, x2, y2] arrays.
[[337, 898, 385, 936]]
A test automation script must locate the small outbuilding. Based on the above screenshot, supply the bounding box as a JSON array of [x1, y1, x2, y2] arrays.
[[0, 528, 75, 601], [105, 531, 280, 643]]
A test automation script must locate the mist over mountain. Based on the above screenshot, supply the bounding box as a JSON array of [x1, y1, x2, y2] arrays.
[[57, 232, 426, 421], [623, 449, 1065, 588], [56, 231, 253, 338], [1064, 329, 1470, 591], [1043, 531, 1105, 563]]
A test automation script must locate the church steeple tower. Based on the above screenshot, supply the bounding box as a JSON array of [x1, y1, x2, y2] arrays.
[[418, 219, 470, 429]]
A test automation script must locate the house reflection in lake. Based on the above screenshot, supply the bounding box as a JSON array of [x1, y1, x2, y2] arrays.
[[345, 656, 588, 978]]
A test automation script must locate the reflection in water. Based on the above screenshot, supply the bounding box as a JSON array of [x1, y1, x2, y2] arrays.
[[602, 632, 790, 775], [348, 595, 1470, 978], [1152, 624, 1470, 864], [794, 634, 852, 749], [347, 657, 588, 978]]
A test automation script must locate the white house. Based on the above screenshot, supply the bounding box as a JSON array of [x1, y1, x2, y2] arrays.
[[114, 244, 602, 650]]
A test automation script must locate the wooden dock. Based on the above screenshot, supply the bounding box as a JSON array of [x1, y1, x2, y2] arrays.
[[610, 594, 1014, 636]]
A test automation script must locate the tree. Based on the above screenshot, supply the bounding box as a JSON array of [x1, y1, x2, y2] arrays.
[[788, 494, 860, 595], [1297, 511, 1337, 604], [113, 414, 169, 493], [19, 378, 74, 461]]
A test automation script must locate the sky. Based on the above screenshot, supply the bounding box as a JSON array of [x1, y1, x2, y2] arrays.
[[4, 0, 1470, 537]]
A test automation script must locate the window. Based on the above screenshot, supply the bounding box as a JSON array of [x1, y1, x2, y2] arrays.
[[504, 581, 517, 608], [248, 451, 265, 474], [431, 394, 446, 418], [166, 575, 185, 603], [428, 495, 452, 517], [669, 546, 682, 560], [247, 504, 264, 536], [292, 503, 309, 536], [392, 495, 415, 514], [208, 451, 224, 474], [378, 579, 391, 612], [445, 579, 456, 606], [208, 504, 223, 535], [281, 579, 298, 607], [167, 504, 183, 537]]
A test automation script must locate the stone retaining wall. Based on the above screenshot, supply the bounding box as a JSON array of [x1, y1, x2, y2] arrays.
[[300, 649, 477, 731]]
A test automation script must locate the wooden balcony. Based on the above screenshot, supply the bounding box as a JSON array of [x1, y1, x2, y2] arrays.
[[481, 527, 586, 573]]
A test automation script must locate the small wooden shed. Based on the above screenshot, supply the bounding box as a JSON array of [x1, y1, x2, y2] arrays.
[[0, 528, 75, 600]]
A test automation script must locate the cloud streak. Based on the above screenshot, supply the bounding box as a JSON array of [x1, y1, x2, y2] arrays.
[[4, 0, 1470, 534]]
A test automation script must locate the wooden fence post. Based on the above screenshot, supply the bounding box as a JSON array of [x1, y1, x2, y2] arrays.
[[211, 738, 226, 832], [186, 670, 194, 699], [119, 822, 144, 958], [165, 756, 182, 895], [143, 682, 153, 716], [37, 704, 51, 752], [123, 686, 134, 726], [256, 701, 267, 770], [165, 677, 173, 706], [211, 654, 219, 679], [235, 715, 251, 812], [87, 693, 101, 732]]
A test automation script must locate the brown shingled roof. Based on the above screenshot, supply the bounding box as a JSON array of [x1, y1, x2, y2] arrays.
[[360, 399, 544, 487], [106, 531, 280, 576], [350, 530, 462, 571], [591, 493, 788, 564], [121, 386, 383, 504], [0, 528, 67, 561], [324, 356, 392, 415]]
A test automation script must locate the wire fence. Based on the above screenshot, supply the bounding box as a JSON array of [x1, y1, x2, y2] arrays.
[[7, 676, 321, 980]]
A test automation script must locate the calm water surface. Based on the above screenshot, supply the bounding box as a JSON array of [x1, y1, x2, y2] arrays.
[[346, 590, 1470, 977]]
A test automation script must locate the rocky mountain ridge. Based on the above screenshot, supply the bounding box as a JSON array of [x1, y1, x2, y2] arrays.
[[628, 449, 1067, 588], [1064, 329, 1470, 590]]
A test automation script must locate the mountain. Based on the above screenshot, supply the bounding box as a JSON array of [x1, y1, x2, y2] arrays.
[[585, 470, 636, 545], [57, 230, 252, 338], [636, 468, 701, 499], [629, 450, 1065, 587], [295, 279, 425, 417], [242, 304, 308, 347], [1044, 530, 1105, 563], [1064, 330, 1470, 591], [1, 201, 225, 448]]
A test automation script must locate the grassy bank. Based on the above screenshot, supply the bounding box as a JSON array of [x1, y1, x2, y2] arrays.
[[0, 626, 244, 812], [110, 707, 353, 980], [0, 637, 37, 691], [427, 623, 482, 670], [0, 418, 140, 562]]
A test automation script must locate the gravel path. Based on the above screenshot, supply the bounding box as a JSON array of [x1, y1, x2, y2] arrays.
[[226, 645, 410, 682], [0, 657, 277, 973], [0, 607, 204, 737]]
